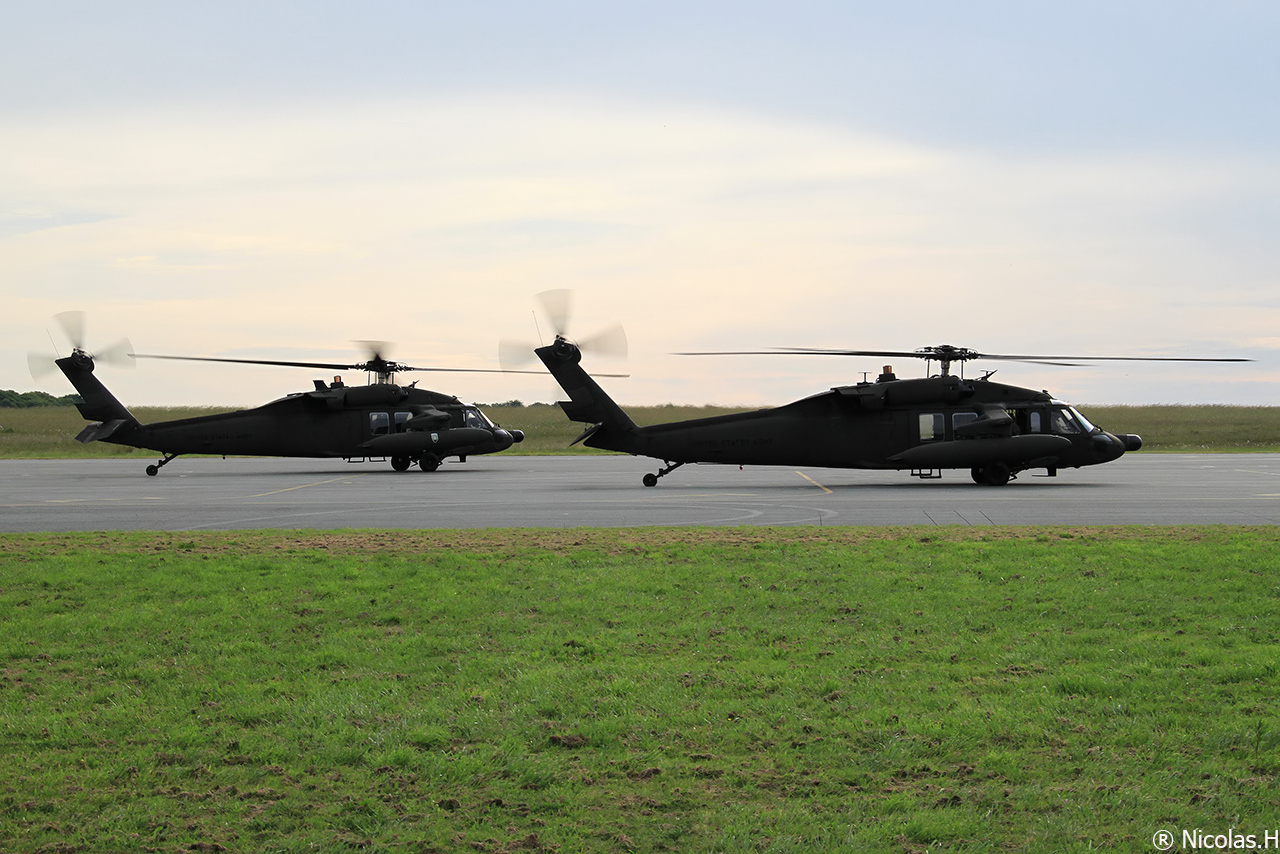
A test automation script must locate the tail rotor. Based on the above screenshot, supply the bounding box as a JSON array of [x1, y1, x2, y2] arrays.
[[29, 311, 135, 379], [500, 289, 628, 373]]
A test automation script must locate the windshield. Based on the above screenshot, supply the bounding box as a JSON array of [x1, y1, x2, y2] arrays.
[[1070, 407, 1096, 433]]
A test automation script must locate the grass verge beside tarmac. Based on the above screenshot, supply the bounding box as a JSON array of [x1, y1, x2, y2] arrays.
[[2, 527, 1278, 852]]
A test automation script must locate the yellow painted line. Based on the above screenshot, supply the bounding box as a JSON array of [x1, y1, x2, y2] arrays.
[[795, 471, 833, 494], [251, 474, 369, 497]]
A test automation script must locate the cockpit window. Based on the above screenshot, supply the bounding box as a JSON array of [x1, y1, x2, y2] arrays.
[[463, 407, 492, 429], [1050, 407, 1081, 435]]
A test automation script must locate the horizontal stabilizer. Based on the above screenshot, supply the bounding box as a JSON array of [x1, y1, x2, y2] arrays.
[[74, 419, 133, 444], [570, 422, 602, 446]]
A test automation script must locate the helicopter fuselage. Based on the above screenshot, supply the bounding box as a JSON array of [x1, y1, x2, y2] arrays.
[[56, 351, 523, 475], [537, 337, 1142, 486]]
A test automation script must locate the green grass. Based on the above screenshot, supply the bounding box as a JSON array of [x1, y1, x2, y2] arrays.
[[0, 406, 237, 459], [3, 527, 1279, 852], [4, 404, 1280, 458], [1082, 405, 1280, 453]]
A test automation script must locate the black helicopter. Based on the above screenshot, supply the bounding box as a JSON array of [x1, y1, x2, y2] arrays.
[[33, 312, 527, 476], [535, 336, 1248, 487]]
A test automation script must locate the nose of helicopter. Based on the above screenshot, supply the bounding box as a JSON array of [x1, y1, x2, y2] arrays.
[[490, 428, 523, 451], [1092, 431, 1141, 461]]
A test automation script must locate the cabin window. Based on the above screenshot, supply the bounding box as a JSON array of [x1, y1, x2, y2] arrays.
[[394, 411, 413, 432], [919, 413, 944, 442], [370, 412, 391, 436], [1014, 409, 1045, 433], [463, 407, 490, 429], [952, 412, 979, 432]]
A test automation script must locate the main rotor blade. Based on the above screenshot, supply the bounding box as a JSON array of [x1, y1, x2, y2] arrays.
[[393, 364, 549, 375], [536, 289, 572, 337], [131, 352, 550, 375], [976, 353, 1253, 363], [679, 347, 1251, 364], [132, 353, 359, 371], [355, 339, 392, 362], [778, 346, 1251, 363], [775, 349, 1087, 367], [677, 348, 924, 359]]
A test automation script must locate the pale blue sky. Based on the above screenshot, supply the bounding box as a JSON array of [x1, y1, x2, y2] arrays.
[[5, 2, 1279, 407]]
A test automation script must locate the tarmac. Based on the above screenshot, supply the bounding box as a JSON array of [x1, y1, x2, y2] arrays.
[[3, 453, 1279, 531]]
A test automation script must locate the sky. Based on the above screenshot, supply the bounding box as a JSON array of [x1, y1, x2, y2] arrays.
[[4, 1, 1280, 411]]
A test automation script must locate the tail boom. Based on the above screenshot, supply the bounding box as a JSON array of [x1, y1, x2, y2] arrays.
[[56, 352, 142, 446], [536, 337, 643, 454]]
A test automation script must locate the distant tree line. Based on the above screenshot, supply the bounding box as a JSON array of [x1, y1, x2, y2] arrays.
[[480, 401, 558, 408], [0, 389, 83, 408]]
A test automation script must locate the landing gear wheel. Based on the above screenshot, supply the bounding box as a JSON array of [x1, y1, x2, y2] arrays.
[[970, 467, 983, 484], [391, 455, 412, 472], [144, 453, 179, 477], [419, 454, 440, 472], [977, 462, 1011, 486], [642, 461, 684, 487]]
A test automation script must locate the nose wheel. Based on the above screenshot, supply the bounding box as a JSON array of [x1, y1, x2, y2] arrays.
[[643, 461, 684, 487]]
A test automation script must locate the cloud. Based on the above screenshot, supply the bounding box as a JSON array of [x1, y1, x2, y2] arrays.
[[0, 209, 114, 240], [4, 94, 1277, 408]]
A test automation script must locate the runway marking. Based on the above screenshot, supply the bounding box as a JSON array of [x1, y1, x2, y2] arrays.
[[650, 493, 759, 498], [795, 472, 833, 494], [45, 497, 166, 503], [251, 474, 370, 497]]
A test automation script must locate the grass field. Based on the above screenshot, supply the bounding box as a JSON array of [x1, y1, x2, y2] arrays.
[[3, 403, 1280, 458], [3, 528, 1280, 852]]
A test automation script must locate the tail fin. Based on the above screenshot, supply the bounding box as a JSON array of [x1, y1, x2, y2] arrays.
[[56, 351, 140, 442], [535, 337, 640, 451]]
